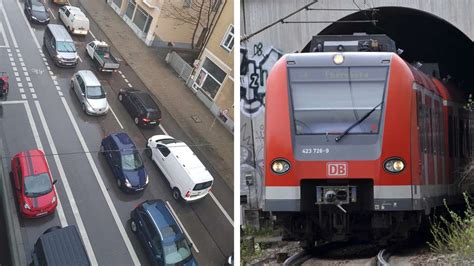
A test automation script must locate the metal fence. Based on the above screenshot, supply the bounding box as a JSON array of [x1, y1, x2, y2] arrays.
[[165, 51, 193, 82]]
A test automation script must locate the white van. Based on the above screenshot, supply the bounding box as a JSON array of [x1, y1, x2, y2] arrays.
[[146, 135, 214, 202], [58, 5, 89, 35]]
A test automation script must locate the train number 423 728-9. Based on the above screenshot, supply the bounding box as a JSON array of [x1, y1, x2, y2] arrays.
[[302, 147, 330, 154]]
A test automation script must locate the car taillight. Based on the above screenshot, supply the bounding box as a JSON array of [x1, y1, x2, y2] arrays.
[[185, 191, 191, 198], [142, 118, 150, 122]]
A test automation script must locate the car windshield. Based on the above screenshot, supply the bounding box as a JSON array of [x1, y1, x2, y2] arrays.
[[163, 238, 192, 265], [24, 173, 52, 197], [86, 86, 106, 99], [32, 4, 46, 12], [56, 41, 76, 53], [289, 66, 389, 135], [121, 151, 143, 171]]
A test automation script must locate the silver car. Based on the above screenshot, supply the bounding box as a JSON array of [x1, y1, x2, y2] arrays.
[[71, 70, 109, 115]]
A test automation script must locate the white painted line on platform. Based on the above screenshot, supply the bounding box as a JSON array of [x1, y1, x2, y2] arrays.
[[34, 101, 98, 265], [109, 107, 124, 129], [20, 94, 26, 99], [60, 97, 139, 265], [209, 192, 234, 226], [165, 201, 199, 253], [32, 94, 37, 99], [0, 4, 18, 48]]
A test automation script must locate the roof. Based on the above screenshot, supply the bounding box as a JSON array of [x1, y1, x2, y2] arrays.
[[78, 70, 100, 86], [67, 6, 85, 15], [47, 24, 73, 42], [133, 91, 160, 112], [110, 132, 136, 151], [17, 150, 48, 176], [142, 200, 183, 243], [167, 142, 214, 183], [37, 225, 90, 266]]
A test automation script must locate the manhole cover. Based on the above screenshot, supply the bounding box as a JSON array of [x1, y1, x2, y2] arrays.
[[191, 115, 202, 123]]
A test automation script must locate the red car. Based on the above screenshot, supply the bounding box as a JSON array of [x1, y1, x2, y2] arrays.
[[10, 149, 57, 218]]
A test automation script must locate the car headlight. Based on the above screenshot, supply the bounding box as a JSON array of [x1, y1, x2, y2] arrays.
[[31, 16, 37, 20], [24, 202, 31, 210], [384, 158, 405, 173], [51, 196, 56, 203], [56, 54, 63, 60], [145, 175, 149, 185], [125, 179, 132, 188], [271, 159, 290, 174]]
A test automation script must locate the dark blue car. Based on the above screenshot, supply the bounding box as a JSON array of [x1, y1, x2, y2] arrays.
[[100, 133, 148, 192], [130, 200, 197, 266]]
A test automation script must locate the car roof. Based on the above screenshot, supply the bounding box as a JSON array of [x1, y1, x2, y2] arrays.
[[129, 90, 160, 112], [142, 200, 184, 243], [78, 70, 100, 86], [31, 0, 44, 6], [47, 24, 73, 42], [109, 132, 136, 152], [167, 143, 214, 183], [16, 150, 49, 177]]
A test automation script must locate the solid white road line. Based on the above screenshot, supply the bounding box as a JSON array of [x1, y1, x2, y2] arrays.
[[60, 97, 140, 265], [48, 8, 56, 20], [0, 4, 18, 48], [109, 107, 124, 129], [209, 192, 234, 226], [89, 30, 97, 40], [78, 56, 83, 63], [158, 124, 169, 135], [165, 201, 200, 253], [0, 22, 9, 48], [21, 101, 68, 228], [34, 101, 98, 266], [14, 0, 40, 49]]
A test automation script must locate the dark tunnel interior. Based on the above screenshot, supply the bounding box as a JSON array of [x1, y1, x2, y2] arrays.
[[302, 7, 474, 92]]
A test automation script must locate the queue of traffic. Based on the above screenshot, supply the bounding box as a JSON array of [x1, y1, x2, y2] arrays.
[[7, 1, 215, 265]]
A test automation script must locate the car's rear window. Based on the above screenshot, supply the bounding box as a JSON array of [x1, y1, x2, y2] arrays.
[[193, 181, 212, 191], [147, 111, 161, 120]]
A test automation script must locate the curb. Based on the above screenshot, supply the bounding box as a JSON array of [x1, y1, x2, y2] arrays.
[[0, 139, 27, 266]]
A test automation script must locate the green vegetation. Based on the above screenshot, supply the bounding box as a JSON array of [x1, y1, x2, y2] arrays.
[[240, 226, 278, 265], [429, 193, 474, 261]]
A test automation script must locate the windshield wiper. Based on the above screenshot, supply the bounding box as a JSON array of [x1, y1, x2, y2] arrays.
[[335, 101, 383, 142]]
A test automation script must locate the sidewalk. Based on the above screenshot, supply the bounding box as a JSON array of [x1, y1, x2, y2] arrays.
[[79, 0, 234, 190]]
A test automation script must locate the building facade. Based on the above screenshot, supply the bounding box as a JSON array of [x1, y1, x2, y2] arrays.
[[108, 0, 221, 48], [191, 0, 234, 132]]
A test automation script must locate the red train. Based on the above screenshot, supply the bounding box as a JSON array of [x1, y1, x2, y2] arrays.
[[264, 35, 473, 247]]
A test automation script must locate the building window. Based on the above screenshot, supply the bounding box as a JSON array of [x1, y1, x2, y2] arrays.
[[221, 25, 234, 52], [183, 0, 192, 8], [193, 58, 226, 99], [125, 0, 136, 20], [133, 5, 152, 33], [113, 0, 123, 8]]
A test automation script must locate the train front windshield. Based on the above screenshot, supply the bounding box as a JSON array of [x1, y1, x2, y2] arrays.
[[289, 66, 389, 135]]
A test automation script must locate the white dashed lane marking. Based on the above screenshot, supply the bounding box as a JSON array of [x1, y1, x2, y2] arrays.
[[20, 94, 26, 99], [32, 94, 37, 99]]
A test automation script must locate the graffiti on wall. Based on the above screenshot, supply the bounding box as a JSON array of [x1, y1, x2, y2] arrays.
[[240, 44, 283, 209]]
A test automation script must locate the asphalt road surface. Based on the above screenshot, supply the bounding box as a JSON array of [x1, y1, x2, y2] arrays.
[[0, 0, 234, 265]]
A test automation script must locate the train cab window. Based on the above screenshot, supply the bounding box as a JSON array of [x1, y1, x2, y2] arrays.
[[416, 90, 426, 153], [288, 66, 389, 135]]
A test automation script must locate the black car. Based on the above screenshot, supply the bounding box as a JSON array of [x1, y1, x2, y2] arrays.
[[24, 0, 50, 24], [118, 88, 162, 127], [130, 200, 198, 266]]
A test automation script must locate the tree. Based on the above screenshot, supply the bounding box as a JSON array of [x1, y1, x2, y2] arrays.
[[161, 0, 221, 49]]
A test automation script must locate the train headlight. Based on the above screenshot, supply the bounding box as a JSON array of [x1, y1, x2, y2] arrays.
[[333, 54, 344, 65], [271, 159, 290, 175], [384, 158, 405, 173]]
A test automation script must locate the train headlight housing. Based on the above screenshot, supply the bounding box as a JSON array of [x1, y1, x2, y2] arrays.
[[384, 158, 405, 173], [271, 159, 290, 175], [333, 54, 344, 65]]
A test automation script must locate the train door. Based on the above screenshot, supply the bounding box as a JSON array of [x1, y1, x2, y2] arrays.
[[425, 94, 435, 188], [433, 99, 445, 197]]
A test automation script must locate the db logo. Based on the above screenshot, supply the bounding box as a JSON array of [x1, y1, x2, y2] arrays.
[[327, 162, 348, 177]]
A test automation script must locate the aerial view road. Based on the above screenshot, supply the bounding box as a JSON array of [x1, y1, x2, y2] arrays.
[[0, 0, 234, 265]]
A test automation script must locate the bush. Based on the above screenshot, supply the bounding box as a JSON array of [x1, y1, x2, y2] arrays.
[[429, 193, 474, 260]]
